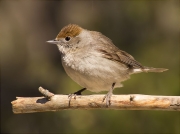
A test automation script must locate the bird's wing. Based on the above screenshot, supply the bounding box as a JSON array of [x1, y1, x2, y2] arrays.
[[98, 48, 143, 69], [91, 31, 143, 69]]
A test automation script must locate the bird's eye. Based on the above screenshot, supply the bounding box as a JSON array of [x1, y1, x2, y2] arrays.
[[65, 36, 71, 41]]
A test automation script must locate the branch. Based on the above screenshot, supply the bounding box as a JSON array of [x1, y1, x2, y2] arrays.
[[11, 87, 180, 114]]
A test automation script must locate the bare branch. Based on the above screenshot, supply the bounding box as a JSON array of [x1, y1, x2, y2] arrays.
[[11, 87, 180, 114]]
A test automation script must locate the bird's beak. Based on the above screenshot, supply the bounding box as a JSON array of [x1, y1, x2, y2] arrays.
[[46, 39, 60, 45]]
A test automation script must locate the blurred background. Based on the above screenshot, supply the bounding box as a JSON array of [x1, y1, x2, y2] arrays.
[[1, 1, 179, 133]]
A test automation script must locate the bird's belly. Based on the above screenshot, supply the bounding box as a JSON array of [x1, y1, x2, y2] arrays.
[[62, 55, 130, 92], [63, 66, 121, 92]]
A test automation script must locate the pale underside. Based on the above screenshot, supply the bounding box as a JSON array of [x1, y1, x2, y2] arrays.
[[61, 51, 132, 92]]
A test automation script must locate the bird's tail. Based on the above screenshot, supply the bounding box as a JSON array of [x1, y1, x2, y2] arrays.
[[142, 66, 168, 73], [132, 67, 168, 74]]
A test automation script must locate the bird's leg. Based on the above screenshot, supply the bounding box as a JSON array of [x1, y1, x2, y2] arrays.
[[103, 83, 115, 107], [68, 88, 86, 106]]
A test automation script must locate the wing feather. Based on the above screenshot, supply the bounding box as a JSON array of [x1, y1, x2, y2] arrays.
[[98, 49, 143, 69]]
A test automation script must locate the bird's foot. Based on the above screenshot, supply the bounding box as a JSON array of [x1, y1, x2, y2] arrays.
[[103, 83, 115, 107], [103, 91, 113, 107], [68, 88, 86, 106]]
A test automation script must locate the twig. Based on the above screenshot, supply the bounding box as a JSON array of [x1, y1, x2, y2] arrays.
[[38, 87, 54, 100], [11, 87, 180, 114]]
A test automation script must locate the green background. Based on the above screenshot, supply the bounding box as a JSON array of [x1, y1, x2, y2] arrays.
[[1, 1, 179, 133]]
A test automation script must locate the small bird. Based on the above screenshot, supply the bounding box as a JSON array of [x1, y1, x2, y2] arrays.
[[47, 24, 168, 106]]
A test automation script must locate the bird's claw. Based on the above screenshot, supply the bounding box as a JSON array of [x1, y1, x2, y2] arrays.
[[68, 88, 86, 106], [103, 92, 113, 107]]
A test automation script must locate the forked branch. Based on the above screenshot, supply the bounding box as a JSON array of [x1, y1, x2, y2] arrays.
[[11, 87, 180, 114]]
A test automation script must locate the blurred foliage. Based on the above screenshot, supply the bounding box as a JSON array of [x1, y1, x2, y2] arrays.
[[1, 1, 180, 133]]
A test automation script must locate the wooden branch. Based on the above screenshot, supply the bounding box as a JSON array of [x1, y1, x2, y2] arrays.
[[11, 87, 180, 114]]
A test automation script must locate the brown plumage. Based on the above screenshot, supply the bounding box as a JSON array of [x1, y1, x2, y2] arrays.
[[56, 24, 82, 39], [98, 49, 143, 69]]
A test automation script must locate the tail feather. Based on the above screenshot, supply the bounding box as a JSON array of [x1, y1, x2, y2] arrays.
[[143, 67, 168, 73]]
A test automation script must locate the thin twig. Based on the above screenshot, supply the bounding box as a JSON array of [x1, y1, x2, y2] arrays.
[[38, 87, 54, 100]]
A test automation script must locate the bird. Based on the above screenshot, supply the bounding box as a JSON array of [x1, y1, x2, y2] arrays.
[[47, 24, 168, 106]]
